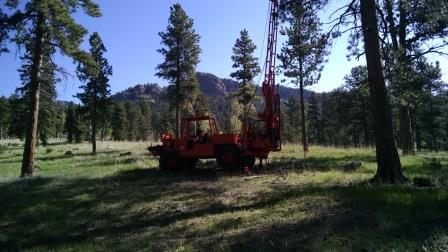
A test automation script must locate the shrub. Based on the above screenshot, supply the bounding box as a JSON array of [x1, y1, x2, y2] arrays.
[[46, 148, 54, 154]]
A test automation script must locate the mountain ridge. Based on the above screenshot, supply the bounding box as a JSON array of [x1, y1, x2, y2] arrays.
[[111, 72, 312, 102]]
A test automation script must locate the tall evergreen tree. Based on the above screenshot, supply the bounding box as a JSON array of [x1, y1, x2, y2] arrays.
[[360, 0, 406, 183], [17, 37, 59, 147], [156, 3, 201, 138], [230, 29, 261, 123], [76, 32, 112, 154], [1, 0, 101, 176], [279, 0, 330, 153]]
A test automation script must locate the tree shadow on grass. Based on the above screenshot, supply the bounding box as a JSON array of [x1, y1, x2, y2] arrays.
[[0, 163, 447, 250], [200, 184, 448, 251], [0, 168, 233, 250]]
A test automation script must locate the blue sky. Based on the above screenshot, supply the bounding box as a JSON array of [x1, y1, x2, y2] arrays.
[[0, 0, 447, 101]]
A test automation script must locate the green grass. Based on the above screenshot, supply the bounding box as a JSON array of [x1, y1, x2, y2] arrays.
[[0, 140, 447, 251]]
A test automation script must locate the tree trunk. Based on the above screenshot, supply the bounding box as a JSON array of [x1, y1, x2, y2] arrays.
[[21, 15, 45, 177], [385, 0, 415, 156], [360, 0, 406, 183], [299, 80, 308, 153]]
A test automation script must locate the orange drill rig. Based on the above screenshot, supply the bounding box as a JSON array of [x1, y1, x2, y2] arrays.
[[148, 0, 281, 171]]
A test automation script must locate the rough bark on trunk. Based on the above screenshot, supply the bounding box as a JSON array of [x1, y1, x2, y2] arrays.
[[360, 0, 406, 183], [21, 15, 45, 177]]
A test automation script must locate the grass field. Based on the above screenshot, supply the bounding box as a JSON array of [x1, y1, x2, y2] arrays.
[[0, 140, 447, 251]]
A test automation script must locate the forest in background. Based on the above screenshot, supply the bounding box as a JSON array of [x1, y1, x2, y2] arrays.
[[1, 66, 447, 151]]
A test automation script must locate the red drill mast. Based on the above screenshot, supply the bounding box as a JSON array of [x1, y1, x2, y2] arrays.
[[260, 0, 281, 150]]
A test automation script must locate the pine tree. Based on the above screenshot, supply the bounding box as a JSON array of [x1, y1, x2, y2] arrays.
[[1, 0, 101, 176], [230, 29, 261, 123], [17, 38, 58, 147], [360, 0, 406, 183], [76, 32, 112, 154], [112, 103, 128, 141], [156, 3, 201, 138], [279, 0, 330, 153]]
